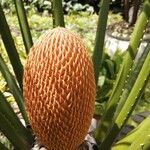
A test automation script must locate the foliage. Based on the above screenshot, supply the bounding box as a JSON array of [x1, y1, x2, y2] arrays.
[[29, 0, 52, 12], [95, 0, 150, 148], [0, 0, 133, 15], [96, 51, 124, 103], [0, 0, 13, 9], [63, 1, 94, 14]]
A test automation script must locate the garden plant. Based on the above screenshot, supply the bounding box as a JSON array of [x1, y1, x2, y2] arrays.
[[0, 0, 150, 150]]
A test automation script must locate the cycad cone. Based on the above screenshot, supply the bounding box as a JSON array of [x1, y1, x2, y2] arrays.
[[23, 27, 96, 150]]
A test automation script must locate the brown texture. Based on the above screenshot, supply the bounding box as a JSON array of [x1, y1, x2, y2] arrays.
[[23, 27, 96, 150]]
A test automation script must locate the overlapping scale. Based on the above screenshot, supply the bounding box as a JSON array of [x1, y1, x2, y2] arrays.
[[23, 27, 96, 150]]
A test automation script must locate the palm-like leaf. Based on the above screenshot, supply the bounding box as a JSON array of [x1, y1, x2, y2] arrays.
[[0, 4, 23, 89]]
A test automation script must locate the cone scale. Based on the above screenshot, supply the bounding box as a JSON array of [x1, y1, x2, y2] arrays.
[[23, 27, 96, 150]]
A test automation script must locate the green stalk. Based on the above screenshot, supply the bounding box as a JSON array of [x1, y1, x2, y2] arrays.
[[0, 4, 23, 89], [52, 0, 65, 27], [0, 55, 29, 125], [0, 91, 34, 145], [95, 0, 150, 144], [0, 112, 31, 150], [100, 49, 150, 149], [0, 142, 9, 150], [92, 0, 110, 85], [13, 0, 33, 54], [114, 43, 150, 119]]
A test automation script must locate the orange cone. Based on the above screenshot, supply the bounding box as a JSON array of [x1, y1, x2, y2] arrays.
[[23, 27, 96, 150]]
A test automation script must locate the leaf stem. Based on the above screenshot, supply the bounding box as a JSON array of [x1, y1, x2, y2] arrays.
[[13, 0, 33, 54]]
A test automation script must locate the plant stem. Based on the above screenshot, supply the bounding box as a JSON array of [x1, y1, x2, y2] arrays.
[[101, 83, 149, 150], [94, 0, 150, 144], [52, 0, 65, 27], [0, 91, 34, 145], [0, 55, 29, 125], [0, 112, 31, 150], [13, 0, 33, 54], [114, 42, 150, 120], [92, 0, 110, 85], [0, 4, 23, 89], [100, 48, 150, 149]]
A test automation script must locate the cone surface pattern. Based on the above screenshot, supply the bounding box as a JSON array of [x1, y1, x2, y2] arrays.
[[23, 27, 96, 150]]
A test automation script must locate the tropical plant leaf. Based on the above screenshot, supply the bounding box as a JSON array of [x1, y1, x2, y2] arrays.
[[104, 59, 115, 79], [0, 4, 23, 89], [92, 0, 110, 85], [114, 43, 150, 119], [112, 116, 150, 150], [0, 111, 31, 150], [94, 102, 104, 117], [13, 0, 33, 54], [100, 47, 150, 149], [0, 91, 34, 144], [0, 55, 28, 125], [95, 0, 150, 144]]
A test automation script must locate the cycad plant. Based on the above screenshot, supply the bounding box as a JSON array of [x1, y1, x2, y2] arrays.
[[0, 0, 150, 150]]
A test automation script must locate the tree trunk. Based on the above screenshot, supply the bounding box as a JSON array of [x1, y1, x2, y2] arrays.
[[123, 0, 130, 22], [129, 0, 141, 26]]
